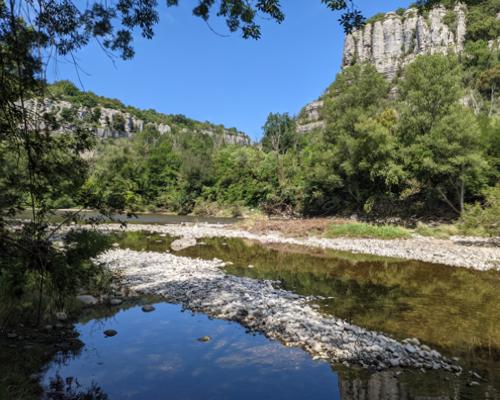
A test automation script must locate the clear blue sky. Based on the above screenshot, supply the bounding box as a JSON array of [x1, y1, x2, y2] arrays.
[[47, 1, 411, 141]]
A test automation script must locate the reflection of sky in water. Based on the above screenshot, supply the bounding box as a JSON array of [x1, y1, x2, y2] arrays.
[[43, 303, 340, 400]]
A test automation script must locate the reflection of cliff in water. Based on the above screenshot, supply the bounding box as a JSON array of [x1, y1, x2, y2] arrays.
[[338, 369, 464, 400], [339, 368, 499, 400]]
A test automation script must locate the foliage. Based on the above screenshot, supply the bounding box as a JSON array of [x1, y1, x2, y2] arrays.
[[325, 222, 411, 239], [398, 55, 491, 214], [82, 50, 499, 223], [460, 184, 500, 237], [413, 222, 459, 239], [261, 112, 297, 154]]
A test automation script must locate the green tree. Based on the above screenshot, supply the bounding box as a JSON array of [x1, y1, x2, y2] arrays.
[[398, 55, 491, 214], [398, 55, 462, 142], [322, 64, 389, 143], [319, 64, 391, 211], [261, 112, 297, 154]]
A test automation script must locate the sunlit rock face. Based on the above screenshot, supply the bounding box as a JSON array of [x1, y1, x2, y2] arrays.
[[24, 98, 251, 145], [342, 4, 467, 80], [296, 100, 325, 133], [298, 4, 468, 133]]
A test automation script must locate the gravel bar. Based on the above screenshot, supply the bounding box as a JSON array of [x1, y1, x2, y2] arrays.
[[94, 223, 500, 271], [95, 248, 459, 372]]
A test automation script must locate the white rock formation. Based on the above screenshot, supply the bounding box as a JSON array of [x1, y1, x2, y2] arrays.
[[298, 3, 471, 133], [343, 4, 467, 80], [23, 98, 251, 145]]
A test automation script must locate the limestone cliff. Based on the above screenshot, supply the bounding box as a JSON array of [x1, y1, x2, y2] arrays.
[[297, 3, 471, 133], [342, 4, 467, 80], [29, 97, 251, 146]]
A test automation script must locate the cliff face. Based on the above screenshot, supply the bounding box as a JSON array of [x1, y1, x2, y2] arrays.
[[29, 98, 251, 146], [342, 4, 467, 80], [297, 4, 470, 133]]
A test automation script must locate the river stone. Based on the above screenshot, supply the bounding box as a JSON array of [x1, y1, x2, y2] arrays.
[[76, 294, 98, 305], [104, 329, 117, 337], [171, 237, 197, 251], [141, 304, 155, 313], [110, 298, 123, 306], [197, 336, 211, 342], [55, 312, 67, 321]]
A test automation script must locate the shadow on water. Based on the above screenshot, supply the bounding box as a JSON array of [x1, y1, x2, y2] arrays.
[[109, 232, 500, 396]]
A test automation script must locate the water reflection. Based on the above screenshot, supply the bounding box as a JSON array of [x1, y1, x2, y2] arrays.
[[43, 303, 341, 400], [42, 302, 498, 400], [110, 232, 500, 395]]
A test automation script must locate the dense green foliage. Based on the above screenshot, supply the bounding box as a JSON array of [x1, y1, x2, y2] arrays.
[[85, 46, 499, 220], [460, 184, 500, 236]]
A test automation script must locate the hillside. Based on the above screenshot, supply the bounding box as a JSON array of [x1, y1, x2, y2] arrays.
[[37, 80, 251, 145]]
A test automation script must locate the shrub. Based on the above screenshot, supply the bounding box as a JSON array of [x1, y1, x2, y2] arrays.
[[326, 222, 411, 240], [460, 185, 500, 237]]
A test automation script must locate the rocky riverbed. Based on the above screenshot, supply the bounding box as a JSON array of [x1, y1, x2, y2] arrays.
[[95, 248, 459, 372], [92, 223, 500, 271]]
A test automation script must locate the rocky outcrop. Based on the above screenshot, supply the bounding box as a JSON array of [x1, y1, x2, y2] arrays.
[[296, 100, 326, 133], [297, 3, 471, 133], [343, 4, 467, 80], [26, 98, 251, 145]]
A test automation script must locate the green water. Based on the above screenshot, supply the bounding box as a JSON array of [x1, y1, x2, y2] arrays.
[[112, 231, 500, 396]]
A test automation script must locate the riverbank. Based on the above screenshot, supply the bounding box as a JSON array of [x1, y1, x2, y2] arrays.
[[92, 223, 500, 271]]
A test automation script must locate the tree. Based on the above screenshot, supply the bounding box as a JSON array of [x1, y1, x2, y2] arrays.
[[398, 55, 491, 214], [320, 64, 390, 211], [261, 112, 297, 154], [398, 55, 462, 142], [322, 64, 389, 144]]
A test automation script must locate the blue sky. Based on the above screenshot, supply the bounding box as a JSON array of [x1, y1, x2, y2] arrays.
[[47, 1, 411, 141]]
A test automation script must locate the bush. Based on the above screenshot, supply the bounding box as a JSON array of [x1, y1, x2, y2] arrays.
[[460, 185, 500, 237]]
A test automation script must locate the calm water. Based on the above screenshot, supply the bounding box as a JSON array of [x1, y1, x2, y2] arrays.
[[41, 231, 500, 399], [15, 210, 240, 225], [43, 303, 341, 400]]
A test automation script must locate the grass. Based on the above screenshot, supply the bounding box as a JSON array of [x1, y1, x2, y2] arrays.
[[325, 222, 412, 240], [413, 222, 459, 239]]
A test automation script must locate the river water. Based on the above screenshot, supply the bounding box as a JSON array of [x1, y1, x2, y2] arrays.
[[41, 230, 500, 399]]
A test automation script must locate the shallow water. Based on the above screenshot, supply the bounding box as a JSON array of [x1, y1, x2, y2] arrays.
[[41, 231, 500, 399], [43, 302, 341, 400]]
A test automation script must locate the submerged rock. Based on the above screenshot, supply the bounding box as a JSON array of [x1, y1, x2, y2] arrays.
[[197, 336, 212, 342], [171, 237, 197, 251], [141, 304, 155, 313], [76, 294, 98, 305], [104, 329, 117, 337], [55, 312, 67, 321]]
